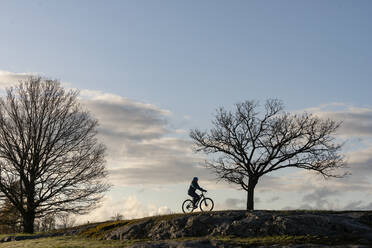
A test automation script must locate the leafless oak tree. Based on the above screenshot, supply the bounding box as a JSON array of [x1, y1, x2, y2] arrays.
[[0, 77, 109, 233], [190, 99, 346, 210]]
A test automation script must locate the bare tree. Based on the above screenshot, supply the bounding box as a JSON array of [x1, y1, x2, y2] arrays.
[[0, 77, 109, 233], [36, 213, 56, 232], [110, 213, 124, 221], [190, 99, 346, 210], [58, 213, 76, 229]]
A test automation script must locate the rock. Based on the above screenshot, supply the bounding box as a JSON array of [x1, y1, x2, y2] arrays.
[[102, 210, 372, 246], [359, 213, 372, 227], [126, 239, 233, 248], [0, 236, 13, 242]]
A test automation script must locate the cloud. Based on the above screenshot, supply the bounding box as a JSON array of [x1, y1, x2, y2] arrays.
[[0, 70, 36, 89], [82, 96, 169, 142], [297, 188, 372, 211], [345, 147, 372, 176], [258, 168, 372, 195], [268, 196, 280, 203], [76, 195, 172, 224], [224, 198, 245, 209], [306, 103, 372, 138], [301, 187, 340, 209], [80, 90, 213, 186], [214, 197, 261, 210], [341, 201, 372, 210]]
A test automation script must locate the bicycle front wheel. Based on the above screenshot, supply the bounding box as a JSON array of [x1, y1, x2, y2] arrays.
[[182, 199, 195, 213], [200, 197, 214, 212]]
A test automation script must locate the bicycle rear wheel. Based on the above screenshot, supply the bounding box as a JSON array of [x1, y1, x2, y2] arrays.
[[200, 197, 214, 212], [182, 199, 195, 213]]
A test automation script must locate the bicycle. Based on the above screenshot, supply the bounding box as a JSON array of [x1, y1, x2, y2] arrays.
[[182, 192, 214, 213]]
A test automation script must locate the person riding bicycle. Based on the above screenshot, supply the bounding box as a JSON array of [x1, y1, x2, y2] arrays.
[[188, 177, 207, 208]]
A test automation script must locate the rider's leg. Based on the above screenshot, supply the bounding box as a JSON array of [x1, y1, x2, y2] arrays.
[[189, 191, 200, 207], [194, 195, 200, 207]]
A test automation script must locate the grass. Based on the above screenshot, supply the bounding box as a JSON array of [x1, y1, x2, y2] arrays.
[[78, 220, 130, 239], [212, 234, 359, 246], [0, 235, 359, 248], [0, 232, 43, 240], [0, 236, 126, 248], [134, 235, 360, 246], [78, 213, 186, 239]]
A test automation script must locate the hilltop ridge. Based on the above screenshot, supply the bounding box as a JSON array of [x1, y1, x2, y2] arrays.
[[1, 210, 372, 247]]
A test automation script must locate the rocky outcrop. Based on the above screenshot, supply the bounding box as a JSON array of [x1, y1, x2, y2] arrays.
[[2, 210, 372, 247], [104, 210, 372, 246]]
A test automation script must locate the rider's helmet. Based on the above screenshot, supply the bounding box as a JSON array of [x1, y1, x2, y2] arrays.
[[193, 177, 198, 181]]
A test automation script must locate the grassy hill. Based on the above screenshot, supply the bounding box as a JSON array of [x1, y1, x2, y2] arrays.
[[1, 210, 372, 247]]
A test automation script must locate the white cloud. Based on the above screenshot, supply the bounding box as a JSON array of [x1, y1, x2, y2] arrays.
[[268, 196, 280, 203], [0, 70, 36, 89], [258, 167, 372, 195], [80, 90, 214, 186], [346, 147, 372, 169], [305, 103, 372, 138], [81, 89, 171, 116], [76, 195, 172, 224], [213, 197, 261, 211], [341, 200, 372, 210], [222, 198, 245, 209], [301, 187, 340, 209]]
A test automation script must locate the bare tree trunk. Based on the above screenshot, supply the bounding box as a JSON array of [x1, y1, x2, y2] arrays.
[[246, 177, 258, 210], [23, 211, 35, 234]]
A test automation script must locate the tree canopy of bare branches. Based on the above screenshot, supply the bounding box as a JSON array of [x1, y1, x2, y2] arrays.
[[190, 99, 346, 210], [0, 77, 109, 233]]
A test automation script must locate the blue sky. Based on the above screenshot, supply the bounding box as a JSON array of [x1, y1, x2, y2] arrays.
[[1, 0, 372, 221], [2, 1, 372, 114]]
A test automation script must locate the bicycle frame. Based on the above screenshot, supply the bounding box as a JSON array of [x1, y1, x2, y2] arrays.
[[193, 192, 206, 206]]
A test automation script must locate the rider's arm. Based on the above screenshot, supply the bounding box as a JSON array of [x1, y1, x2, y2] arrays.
[[194, 181, 207, 192]]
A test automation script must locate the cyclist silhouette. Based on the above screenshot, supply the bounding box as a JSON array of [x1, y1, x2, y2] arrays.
[[188, 177, 207, 207]]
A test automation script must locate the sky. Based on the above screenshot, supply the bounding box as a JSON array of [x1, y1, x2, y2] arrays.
[[1, 0, 372, 223]]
